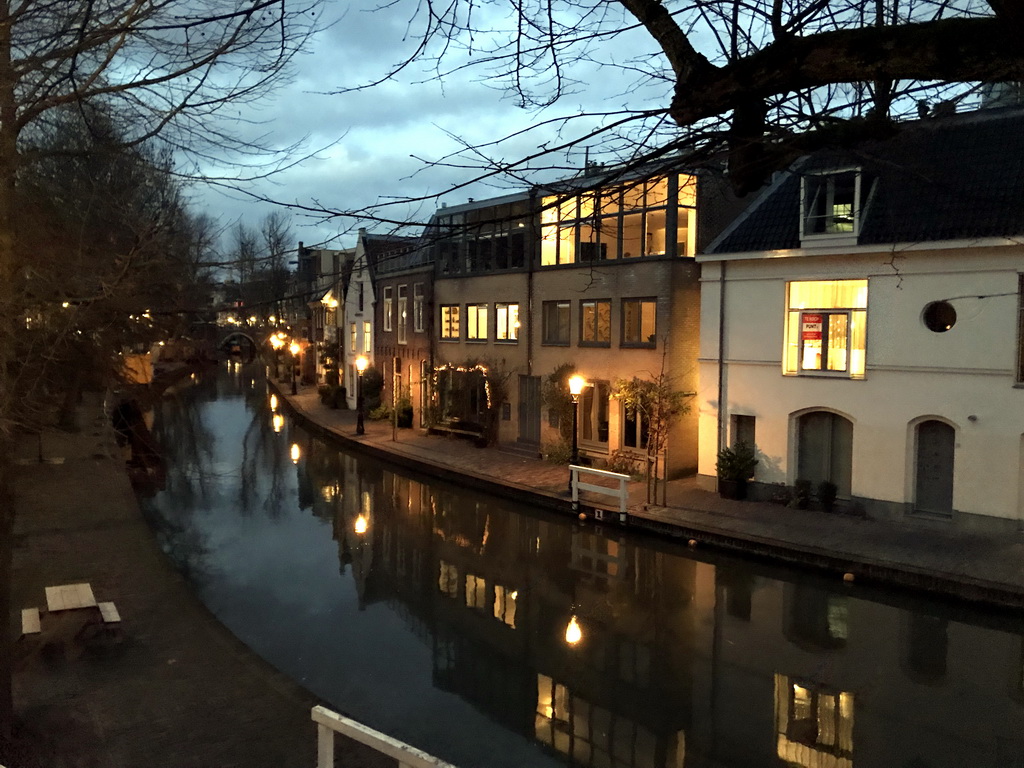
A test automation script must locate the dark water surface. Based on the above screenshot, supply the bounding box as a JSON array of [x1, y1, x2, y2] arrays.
[[140, 362, 1024, 768]]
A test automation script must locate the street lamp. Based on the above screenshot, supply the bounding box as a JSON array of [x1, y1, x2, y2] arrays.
[[567, 374, 586, 494], [355, 355, 369, 435], [289, 341, 300, 395]]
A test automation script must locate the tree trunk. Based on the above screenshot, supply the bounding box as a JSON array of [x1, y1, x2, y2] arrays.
[[0, 0, 20, 738]]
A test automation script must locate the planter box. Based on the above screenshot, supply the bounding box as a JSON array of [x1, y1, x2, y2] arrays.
[[718, 478, 747, 500]]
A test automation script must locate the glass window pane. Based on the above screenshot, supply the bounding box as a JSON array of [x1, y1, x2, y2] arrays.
[[646, 209, 666, 255], [826, 314, 848, 371], [621, 213, 642, 258], [541, 225, 558, 266], [641, 301, 656, 343], [558, 226, 576, 264], [623, 182, 645, 210], [599, 216, 620, 259], [678, 174, 698, 207], [646, 176, 668, 207]]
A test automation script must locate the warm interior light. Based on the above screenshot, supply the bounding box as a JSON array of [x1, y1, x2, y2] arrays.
[[354, 514, 369, 535], [565, 615, 582, 645], [290, 443, 300, 463], [355, 355, 369, 373], [568, 374, 586, 397]]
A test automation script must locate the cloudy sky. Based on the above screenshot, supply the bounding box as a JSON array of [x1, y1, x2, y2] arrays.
[[197, 0, 674, 253]]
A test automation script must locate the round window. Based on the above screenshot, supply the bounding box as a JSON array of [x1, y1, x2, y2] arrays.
[[923, 301, 956, 332]]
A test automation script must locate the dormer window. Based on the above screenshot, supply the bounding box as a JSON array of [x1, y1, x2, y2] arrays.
[[801, 170, 861, 244]]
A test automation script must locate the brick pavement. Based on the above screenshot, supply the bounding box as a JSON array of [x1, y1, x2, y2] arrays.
[[281, 383, 1024, 609]]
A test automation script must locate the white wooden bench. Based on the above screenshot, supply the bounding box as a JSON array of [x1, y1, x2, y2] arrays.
[[21, 607, 41, 635], [97, 602, 121, 624]]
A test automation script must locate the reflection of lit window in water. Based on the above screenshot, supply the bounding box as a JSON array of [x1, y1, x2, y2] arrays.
[[438, 561, 459, 598], [774, 673, 853, 768], [493, 585, 517, 628], [465, 573, 487, 609], [534, 674, 681, 767]]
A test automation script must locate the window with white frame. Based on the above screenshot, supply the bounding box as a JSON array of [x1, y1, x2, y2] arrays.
[[801, 170, 861, 240], [383, 286, 393, 331], [785, 280, 867, 378], [363, 321, 371, 353], [496, 302, 519, 342], [440, 304, 460, 340], [413, 283, 424, 332], [350, 322, 357, 353], [467, 304, 488, 341], [397, 285, 408, 344]]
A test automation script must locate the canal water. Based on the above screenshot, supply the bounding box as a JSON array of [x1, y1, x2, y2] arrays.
[[140, 362, 1024, 768]]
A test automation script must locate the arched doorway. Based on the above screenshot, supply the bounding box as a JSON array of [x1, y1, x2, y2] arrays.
[[914, 420, 955, 515], [797, 411, 853, 497]]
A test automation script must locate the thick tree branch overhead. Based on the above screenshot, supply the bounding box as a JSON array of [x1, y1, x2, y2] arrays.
[[352, 0, 1024, 196]]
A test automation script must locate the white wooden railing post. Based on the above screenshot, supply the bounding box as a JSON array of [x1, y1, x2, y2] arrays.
[[570, 465, 630, 523], [317, 721, 335, 768]]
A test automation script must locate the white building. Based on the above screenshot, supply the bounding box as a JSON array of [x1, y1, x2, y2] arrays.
[[696, 107, 1024, 532]]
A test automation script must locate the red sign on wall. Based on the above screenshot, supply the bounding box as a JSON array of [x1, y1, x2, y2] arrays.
[[801, 313, 823, 341]]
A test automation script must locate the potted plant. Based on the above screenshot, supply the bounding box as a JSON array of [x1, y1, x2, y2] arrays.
[[716, 441, 758, 500], [789, 478, 812, 509], [817, 480, 838, 513]]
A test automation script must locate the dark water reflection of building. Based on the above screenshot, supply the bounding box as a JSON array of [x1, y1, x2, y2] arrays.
[[145, 364, 1024, 768]]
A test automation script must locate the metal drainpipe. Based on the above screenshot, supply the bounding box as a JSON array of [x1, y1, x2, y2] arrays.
[[527, 188, 537, 377], [717, 260, 728, 464]]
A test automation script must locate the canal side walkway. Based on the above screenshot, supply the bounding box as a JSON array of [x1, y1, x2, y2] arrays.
[[278, 382, 1024, 610], [6, 393, 393, 768]]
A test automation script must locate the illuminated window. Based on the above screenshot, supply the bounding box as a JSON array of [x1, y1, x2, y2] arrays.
[[802, 170, 861, 239], [397, 285, 408, 344], [362, 322, 371, 353], [466, 304, 488, 341], [580, 300, 611, 346], [540, 174, 694, 265], [413, 283, 424, 332], [440, 305, 460, 340], [785, 280, 867, 378], [622, 298, 656, 347], [774, 674, 853, 768], [496, 303, 519, 342], [543, 301, 571, 345], [382, 286, 393, 331], [349, 322, 357, 353]]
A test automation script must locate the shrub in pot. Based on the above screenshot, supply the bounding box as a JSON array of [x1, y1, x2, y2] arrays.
[[716, 442, 758, 500], [817, 480, 839, 513]]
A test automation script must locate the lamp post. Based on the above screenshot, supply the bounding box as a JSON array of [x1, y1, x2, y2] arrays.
[[289, 341, 300, 395], [567, 374, 586, 494], [355, 355, 368, 435]]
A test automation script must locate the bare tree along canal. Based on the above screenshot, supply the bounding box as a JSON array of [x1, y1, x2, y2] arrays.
[[140, 362, 1024, 768]]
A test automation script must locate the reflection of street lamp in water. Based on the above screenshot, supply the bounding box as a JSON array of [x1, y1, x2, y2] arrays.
[[354, 513, 368, 535], [290, 443, 300, 464], [565, 615, 583, 645]]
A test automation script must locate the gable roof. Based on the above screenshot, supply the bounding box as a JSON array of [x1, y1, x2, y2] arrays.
[[708, 107, 1024, 254]]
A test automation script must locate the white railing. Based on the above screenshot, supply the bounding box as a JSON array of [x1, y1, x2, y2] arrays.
[[570, 465, 630, 523], [312, 705, 457, 768]]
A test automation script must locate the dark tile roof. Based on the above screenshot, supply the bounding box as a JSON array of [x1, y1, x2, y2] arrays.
[[709, 108, 1024, 254]]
